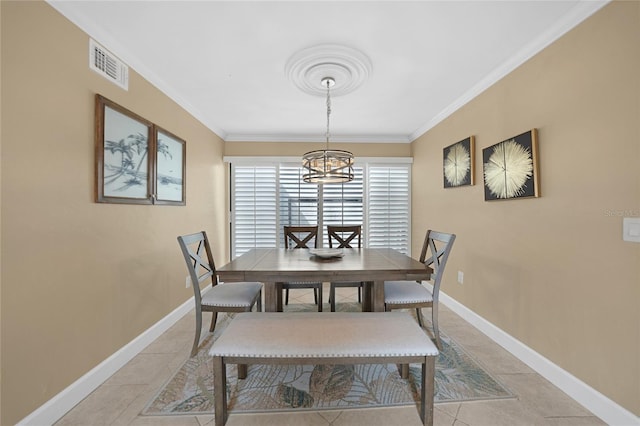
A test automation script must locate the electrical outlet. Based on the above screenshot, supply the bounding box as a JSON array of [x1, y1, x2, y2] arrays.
[[457, 271, 464, 284], [185, 276, 191, 288]]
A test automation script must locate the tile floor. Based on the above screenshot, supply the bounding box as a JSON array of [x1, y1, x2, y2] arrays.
[[55, 285, 605, 426]]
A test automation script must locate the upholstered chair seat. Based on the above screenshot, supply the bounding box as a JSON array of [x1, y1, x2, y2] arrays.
[[384, 230, 455, 349]]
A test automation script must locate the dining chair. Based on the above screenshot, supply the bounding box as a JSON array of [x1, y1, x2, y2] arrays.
[[177, 231, 262, 357], [283, 225, 323, 311], [327, 225, 363, 312], [384, 230, 456, 349]]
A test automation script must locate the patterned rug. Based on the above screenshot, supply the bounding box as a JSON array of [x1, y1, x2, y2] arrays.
[[142, 303, 514, 416]]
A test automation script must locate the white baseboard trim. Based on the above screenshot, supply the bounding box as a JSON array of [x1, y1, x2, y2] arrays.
[[437, 289, 639, 426], [17, 296, 196, 426], [17, 288, 639, 426]]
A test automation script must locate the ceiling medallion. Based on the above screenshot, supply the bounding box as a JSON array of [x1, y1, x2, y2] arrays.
[[285, 44, 373, 97]]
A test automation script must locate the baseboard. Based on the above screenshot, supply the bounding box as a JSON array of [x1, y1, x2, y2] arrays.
[[437, 289, 639, 426], [17, 288, 639, 426], [17, 296, 196, 426]]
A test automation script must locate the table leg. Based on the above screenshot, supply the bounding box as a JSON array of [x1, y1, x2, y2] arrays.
[[277, 282, 283, 311], [373, 280, 385, 312], [263, 282, 279, 312], [213, 356, 227, 426], [362, 281, 372, 312]]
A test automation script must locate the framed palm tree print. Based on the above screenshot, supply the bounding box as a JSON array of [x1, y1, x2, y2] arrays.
[[154, 126, 186, 205], [95, 94, 186, 205], [95, 95, 153, 204]]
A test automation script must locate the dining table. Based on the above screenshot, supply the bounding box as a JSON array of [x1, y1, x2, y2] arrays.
[[216, 247, 433, 312]]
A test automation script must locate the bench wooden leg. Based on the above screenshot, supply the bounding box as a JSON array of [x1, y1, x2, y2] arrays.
[[213, 356, 227, 426], [398, 363, 409, 379], [237, 363, 248, 379], [421, 356, 435, 426]]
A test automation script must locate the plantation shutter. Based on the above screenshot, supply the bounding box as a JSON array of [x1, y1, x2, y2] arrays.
[[229, 159, 411, 257], [366, 165, 411, 254], [279, 165, 319, 245], [231, 165, 277, 258], [321, 167, 364, 246]]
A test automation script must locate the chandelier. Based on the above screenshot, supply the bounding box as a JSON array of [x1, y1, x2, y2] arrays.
[[302, 77, 354, 183]]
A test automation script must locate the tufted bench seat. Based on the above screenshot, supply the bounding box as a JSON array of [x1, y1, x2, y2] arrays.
[[209, 312, 439, 426]]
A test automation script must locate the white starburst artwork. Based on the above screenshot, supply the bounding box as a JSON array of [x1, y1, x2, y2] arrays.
[[444, 142, 470, 186], [443, 137, 474, 188], [483, 139, 534, 199]]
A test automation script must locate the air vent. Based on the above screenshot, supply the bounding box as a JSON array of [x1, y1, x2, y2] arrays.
[[89, 38, 128, 90]]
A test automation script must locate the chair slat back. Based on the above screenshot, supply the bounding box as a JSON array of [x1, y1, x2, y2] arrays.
[[177, 231, 218, 302], [418, 230, 456, 296], [284, 226, 319, 249], [327, 225, 362, 248]]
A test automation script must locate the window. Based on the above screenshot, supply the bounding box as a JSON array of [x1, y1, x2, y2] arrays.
[[321, 168, 363, 247], [367, 165, 410, 252], [228, 157, 411, 258], [231, 166, 277, 253]]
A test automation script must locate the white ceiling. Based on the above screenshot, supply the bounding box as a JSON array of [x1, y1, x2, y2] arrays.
[[49, 1, 607, 143]]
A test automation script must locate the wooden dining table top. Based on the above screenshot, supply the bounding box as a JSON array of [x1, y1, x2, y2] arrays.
[[216, 248, 432, 312]]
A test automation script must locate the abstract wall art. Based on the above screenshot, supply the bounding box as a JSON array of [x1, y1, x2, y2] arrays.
[[482, 129, 539, 201]]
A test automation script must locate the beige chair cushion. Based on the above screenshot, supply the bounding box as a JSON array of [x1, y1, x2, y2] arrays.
[[202, 282, 262, 308], [384, 280, 433, 305]]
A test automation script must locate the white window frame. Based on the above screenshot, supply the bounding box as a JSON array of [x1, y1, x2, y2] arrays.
[[226, 156, 412, 259]]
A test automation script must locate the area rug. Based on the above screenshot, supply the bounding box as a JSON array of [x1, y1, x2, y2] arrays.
[[142, 303, 513, 416]]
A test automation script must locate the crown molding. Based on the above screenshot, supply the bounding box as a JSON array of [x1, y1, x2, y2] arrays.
[[224, 133, 411, 143], [409, 0, 610, 142], [223, 156, 413, 164], [46, 0, 229, 140], [48, 0, 609, 146]]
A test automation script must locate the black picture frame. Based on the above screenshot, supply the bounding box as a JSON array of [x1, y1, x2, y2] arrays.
[[443, 136, 475, 188], [482, 129, 540, 201]]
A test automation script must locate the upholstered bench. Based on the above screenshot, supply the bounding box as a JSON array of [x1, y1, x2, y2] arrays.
[[209, 312, 439, 426]]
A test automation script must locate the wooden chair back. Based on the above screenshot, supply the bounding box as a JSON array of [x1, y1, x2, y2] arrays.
[[177, 231, 218, 303], [419, 230, 456, 298], [178, 231, 263, 356], [284, 225, 319, 249], [327, 225, 362, 248]]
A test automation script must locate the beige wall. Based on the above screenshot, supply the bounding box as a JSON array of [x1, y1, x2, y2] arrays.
[[1, 0, 638, 424], [0, 2, 228, 424], [411, 1, 639, 415], [0, 2, 3, 423]]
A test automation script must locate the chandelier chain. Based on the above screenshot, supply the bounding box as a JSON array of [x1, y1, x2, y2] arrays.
[[325, 79, 331, 148]]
